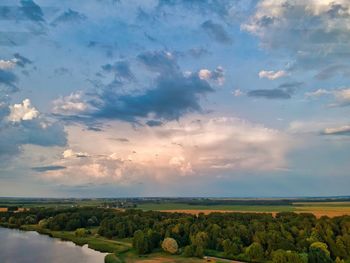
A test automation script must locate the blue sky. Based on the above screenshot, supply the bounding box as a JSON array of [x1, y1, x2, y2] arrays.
[[1, 0, 350, 197]]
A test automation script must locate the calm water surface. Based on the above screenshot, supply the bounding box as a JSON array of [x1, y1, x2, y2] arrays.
[[0, 227, 107, 263]]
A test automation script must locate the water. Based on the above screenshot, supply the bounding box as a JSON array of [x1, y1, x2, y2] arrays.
[[0, 227, 107, 263]]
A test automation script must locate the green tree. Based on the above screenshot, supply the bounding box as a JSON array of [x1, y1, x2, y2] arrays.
[[75, 228, 87, 237], [272, 250, 306, 263], [308, 247, 332, 263], [133, 230, 149, 255], [245, 242, 264, 262]]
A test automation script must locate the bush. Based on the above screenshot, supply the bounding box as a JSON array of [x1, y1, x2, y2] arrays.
[[161, 238, 178, 254]]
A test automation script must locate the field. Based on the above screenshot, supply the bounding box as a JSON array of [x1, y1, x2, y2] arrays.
[[138, 202, 350, 218]]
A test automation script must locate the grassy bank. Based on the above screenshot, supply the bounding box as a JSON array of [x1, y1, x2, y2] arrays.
[[20, 224, 131, 254]]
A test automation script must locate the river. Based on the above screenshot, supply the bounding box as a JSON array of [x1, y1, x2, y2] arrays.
[[0, 227, 107, 263]]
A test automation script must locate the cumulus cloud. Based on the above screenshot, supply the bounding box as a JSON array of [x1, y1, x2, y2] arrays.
[[259, 70, 288, 80], [201, 20, 232, 44], [0, 98, 66, 160], [37, 117, 292, 185], [242, 0, 350, 69], [52, 92, 89, 115], [8, 99, 39, 122], [0, 59, 17, 70]]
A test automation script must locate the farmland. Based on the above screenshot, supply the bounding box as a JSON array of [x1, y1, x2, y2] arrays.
[[2, 198, 350, 262], [137, 200, 350, 218]]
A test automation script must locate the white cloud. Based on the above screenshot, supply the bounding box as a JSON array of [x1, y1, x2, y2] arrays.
[[62, 149, 89, 158], [323, 125, 350, 135], [198, 69, 211, 80], [305, 89, 331, 98], [198, 66, 225, 85], [0, 59, 17, 70], [258, 70, 288, 80], [232, 89, 244, 97], [8, 99, 39, 122], [38, 117, 293, 185], [305, 88, 350, 106], [52, 91, 88, 115], [333, 88, 350, 105]]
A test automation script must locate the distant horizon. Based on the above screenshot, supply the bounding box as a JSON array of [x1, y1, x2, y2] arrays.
[[1, 195, 350, 200]]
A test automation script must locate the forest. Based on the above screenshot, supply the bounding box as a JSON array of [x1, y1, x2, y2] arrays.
[[1, 207, 350, 263]]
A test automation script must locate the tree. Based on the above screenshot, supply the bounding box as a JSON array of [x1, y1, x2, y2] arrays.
[[245, 242, 264, 262], [75, 228, 87, 237], [222, 239, 241, 258], [272, 250, 306, 263], [133, 230, 149, 255], [310, 242, 330, 257], [308, 247, 332, 263], [161, 237, 178, 254]]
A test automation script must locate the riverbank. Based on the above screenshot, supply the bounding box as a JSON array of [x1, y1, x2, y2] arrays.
[[0, 223, 131, 262], [0, 226, 109, 263]]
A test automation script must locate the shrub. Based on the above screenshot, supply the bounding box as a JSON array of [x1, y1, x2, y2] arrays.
[[161, 238, 178, 254]]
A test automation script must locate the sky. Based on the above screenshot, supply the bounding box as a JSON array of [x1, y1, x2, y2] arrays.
[[0, 0, 350, 198]]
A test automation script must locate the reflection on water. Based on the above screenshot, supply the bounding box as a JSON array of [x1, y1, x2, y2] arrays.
[[0, 227, 107, 263]]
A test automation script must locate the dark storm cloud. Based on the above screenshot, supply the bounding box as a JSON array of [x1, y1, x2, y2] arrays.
[[248, 89, 292, 99], [32, 165, 66, 172], [13, 53, 32, 67], [20, 0, 44, 22], [137, 51, 179, 74], [278, 82, 303, 89], [92, 73, 213, 122], [201, 20, 232, 44], [101, 61, 135, 81], [248, 81, 303, 99], [146, 120, 163, 127], [0, 119, 67, 160], [0, 69, 18, 90], [51, 9, 86, 26], [89, 51, 214, 123], [0, 0, 43, 21]]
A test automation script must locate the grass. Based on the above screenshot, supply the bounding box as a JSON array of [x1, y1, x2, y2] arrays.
[[20, 225, 131, 254]]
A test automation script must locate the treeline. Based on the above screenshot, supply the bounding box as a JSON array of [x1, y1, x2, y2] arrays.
[[1, 208, 350, 262]]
